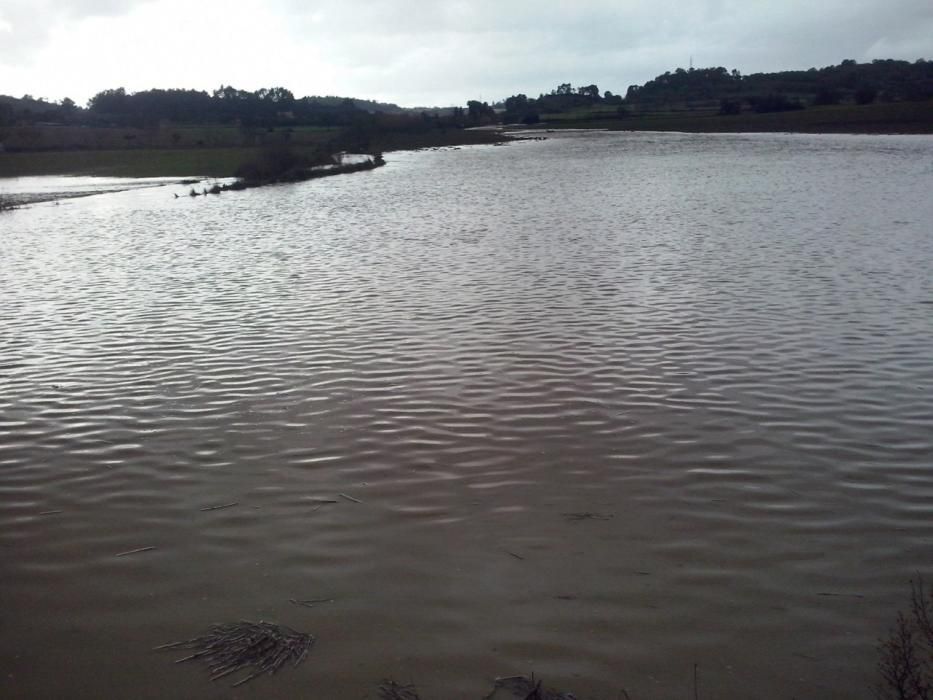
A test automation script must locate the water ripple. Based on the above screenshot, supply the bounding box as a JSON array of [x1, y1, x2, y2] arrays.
[[1, 131, 932, 699]]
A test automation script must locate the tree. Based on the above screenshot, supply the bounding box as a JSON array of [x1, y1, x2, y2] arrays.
[[88, 87, 127, 113], [466, 100, 496, 124], [504, 94, 529, 112]]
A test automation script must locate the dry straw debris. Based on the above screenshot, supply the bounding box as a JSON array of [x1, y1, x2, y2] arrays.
[[156, 620, 314, 687]]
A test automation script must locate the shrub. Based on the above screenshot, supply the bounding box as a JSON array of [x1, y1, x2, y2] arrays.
[[234, 144, 309, 183]]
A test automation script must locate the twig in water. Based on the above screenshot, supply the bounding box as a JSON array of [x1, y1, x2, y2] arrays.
[[817, 592, 865, 599], [693, 662, 699, 700], [505, 550, 525, 560], [338, 493, 362, 504], [116, 546, 156, 557], [200, 502, 239, 512], [39, 510, 63, 516], [289, 598, 334, 608], [563, 512, 613, 521]]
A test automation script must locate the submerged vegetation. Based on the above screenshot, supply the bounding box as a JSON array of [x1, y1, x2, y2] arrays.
[[876, 577, 933, 700]]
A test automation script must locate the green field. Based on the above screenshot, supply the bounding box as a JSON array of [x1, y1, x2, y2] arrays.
[[0, 147, 317, 178], [0, 128, 506, 178], [539, 100, 933, 134], [0, 124, 340, 152]]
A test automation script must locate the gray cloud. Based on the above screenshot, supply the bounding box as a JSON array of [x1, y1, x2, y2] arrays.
[[2, 0, 931, 106], [273, 0, 933, 103]]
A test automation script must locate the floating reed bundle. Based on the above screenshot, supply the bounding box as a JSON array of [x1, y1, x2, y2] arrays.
[[156, 620, 314, 687]]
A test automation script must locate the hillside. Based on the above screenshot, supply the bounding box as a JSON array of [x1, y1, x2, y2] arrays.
[[498, 59, 933, 130]]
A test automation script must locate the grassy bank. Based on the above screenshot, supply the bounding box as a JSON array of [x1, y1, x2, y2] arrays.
[[0, 128, 505, 179], [536, 99, 933, 134], [0, 147, 282, 178], [0, 124, 340, 152]]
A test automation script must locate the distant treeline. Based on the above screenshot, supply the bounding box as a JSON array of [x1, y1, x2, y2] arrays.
[[3, 58, 930, 136], [0, 86, 495, 131], [498, 83, 624, 123], [498, 58, 933, 122]]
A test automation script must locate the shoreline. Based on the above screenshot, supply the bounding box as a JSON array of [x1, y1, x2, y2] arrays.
[[0, 131, 510, 207], [0, 128, 508, 180], [3, 120, 930, 209]]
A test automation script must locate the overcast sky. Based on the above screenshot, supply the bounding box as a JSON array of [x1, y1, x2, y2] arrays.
[[1, 0, 932, 107]]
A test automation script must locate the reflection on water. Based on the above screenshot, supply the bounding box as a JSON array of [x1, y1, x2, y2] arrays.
[[1, 131, 932, 699], [0, 175, 197, 206]]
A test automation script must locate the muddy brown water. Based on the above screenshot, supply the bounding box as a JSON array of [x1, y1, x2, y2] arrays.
[[1, 131, 932, 699]]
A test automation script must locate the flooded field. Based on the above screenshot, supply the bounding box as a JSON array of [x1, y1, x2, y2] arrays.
[[1, 131, 932, 699]]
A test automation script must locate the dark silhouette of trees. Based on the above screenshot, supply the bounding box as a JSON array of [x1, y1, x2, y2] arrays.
[[466, 100, 496, 125], [82, 85, 366, 128], [501, 82, 607, 121], [625, 59, 933, 109]]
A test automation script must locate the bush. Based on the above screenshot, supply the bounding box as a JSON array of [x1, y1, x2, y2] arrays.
[[234, 144, 309, 183]]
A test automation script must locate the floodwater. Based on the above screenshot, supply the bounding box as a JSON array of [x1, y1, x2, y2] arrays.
[[1, 131, 932, 699], [0, 175, 191, 206]]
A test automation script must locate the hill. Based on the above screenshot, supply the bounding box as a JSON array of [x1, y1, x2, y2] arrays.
[[497, 59, 933, 130]]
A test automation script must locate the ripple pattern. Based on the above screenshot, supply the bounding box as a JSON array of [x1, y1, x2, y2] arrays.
[[1, 131, 932, 699]]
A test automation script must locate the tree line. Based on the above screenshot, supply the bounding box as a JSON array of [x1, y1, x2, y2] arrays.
[[2, 58, 930, 133], [626, 59, 933, 112], [497, 58, 932, 121], [0, 85, 502, 133]]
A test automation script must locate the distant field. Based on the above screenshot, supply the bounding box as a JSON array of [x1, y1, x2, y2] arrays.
[[0, 147, 302, 178], [539, 100, 933, 134], [0, 124, 340, 152], [0, 128, 505, 178]]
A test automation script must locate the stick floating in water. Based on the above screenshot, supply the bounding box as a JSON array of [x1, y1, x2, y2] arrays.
[[200, 502, 239, 512], [289, 598, 334, 608], [116, 546, 156, 557], [338, 493, 362, 503]]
